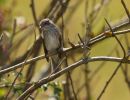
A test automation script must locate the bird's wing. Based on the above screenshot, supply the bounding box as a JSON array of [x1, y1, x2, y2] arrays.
[[41, 36, 49, 62]]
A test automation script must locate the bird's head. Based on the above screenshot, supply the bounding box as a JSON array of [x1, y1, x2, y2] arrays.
[[39, 18, 53, 30]]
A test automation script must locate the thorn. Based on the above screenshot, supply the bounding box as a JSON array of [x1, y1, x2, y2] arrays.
[[78, 33, 84, 45], [68, 38, 75, 48]]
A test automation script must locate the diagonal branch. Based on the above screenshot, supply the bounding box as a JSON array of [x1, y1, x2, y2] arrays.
[[1, 28, 130, 75], [121, 0, 130, 21], [30, 0, 39, 27], [16, 56, 130, 100], [97, 19, 126, 100]]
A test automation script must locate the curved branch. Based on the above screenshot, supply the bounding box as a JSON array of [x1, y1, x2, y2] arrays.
[[1, 28, 130, 75], [16, 56, 130, 100]]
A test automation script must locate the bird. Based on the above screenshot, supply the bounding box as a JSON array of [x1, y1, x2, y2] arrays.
[[39, 18, 62, 73]]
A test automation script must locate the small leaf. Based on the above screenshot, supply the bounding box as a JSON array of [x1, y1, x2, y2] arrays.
[[13, 86, 23, 95], [42, 84, 48, 91], [54, 87, 62, 95]]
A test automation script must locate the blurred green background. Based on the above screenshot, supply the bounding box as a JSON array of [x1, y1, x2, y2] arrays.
[[0, 0, 130, 100]]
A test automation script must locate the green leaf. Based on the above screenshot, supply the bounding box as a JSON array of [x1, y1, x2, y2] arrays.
[[42, 84, 48, 91], [13, 85, 23, 95]]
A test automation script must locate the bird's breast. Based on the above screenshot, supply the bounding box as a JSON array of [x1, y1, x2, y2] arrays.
[[44, 30, 60, 52]]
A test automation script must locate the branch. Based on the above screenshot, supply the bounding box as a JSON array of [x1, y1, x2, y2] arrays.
[[1, 28, 130, 75], [0, 82, 32, 88], [97, 19, 126, 100], [4, 42, 34, 100], [121, 0, 130, 21], [68, 72, 78, 100], [30, 0, 39, 27], [16, 56, 130, 100]]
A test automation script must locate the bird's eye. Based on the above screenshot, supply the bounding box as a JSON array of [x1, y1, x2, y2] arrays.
[[44, 20, 50, 25], [40, 20, 50, 28]]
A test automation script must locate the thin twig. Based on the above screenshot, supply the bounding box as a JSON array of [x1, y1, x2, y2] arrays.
[[4, 25, 36, 99], [121, 0, 130, 21], [115, 48, 130, 92], [97, 62, 123, 100], [90, 37, 123, 81], [65, 51, 78, 100], [4, 19, 17, 100], [15, 24, 33, 34], [22, 25, 38, 91], [30, 0, 39, 27], [105, 19, 126, 56], [0, 82, 32, 88], [4, 42, 33, 100], [11, 19, 17, 41], [77, 37, 123, 94], [1, 28, 130, 75], [97, 19, 126, 100], [23, 0, 42, 92], [16, 56, 130, 100], [68, 72, 78, 100]]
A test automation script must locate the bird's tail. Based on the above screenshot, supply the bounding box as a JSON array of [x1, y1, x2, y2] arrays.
[[51, 54, 61, 73]]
